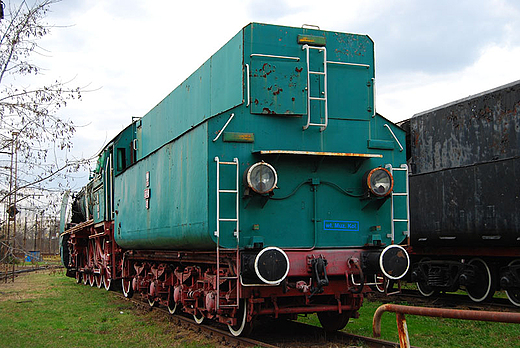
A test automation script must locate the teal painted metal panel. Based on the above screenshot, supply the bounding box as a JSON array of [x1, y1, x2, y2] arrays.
[[250, 57, 307, 115], [114, 124, 210, 249], [108, 23, 408, 252], [210, 31, 244, 116]]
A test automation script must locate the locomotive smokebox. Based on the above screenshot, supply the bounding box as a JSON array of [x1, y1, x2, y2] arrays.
[[241, 247, 290, 285], [362, 245, 410, 280]]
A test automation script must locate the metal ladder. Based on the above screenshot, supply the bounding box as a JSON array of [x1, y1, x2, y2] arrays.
[[214, 157, 240, 309], [385, 164, 410, 244], [302, 44, 328, 131]]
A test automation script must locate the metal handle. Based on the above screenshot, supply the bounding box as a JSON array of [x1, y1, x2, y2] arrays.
[[245, 64, 250, 107], [384, 124, 404, 152], [213, 113, 235, 142], [250, 53, 300, 61], [302, 24, 320, 30]]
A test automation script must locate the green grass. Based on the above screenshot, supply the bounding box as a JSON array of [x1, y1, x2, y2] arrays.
[[299, 299, 520, 347], [2, 272, 519, 347], [0, 271, 214, 348]]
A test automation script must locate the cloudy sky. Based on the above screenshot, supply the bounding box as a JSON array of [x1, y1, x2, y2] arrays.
[[9, 0, 520, 188]]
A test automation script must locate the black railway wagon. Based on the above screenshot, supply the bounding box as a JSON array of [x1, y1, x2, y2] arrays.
[[401, 80, 520, 306]]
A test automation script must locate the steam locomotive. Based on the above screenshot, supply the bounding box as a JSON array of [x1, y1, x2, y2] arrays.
[[60, 23, 410, 335]]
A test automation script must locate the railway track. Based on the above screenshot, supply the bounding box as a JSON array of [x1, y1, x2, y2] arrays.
[[369, 288, 520, 313], [0, 264, 63, 280], [114, 291, 405, 347]]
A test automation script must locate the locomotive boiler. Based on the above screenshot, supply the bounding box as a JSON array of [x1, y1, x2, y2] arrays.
[[402, 80, 520, 306], [60, 23, 410, 335]]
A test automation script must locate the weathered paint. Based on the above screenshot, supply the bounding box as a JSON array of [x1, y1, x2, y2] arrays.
[[373, 303, 520, 341], [406, 80, 520, 247], [256, 150, 382, 158], [97, 23, 408, 251]]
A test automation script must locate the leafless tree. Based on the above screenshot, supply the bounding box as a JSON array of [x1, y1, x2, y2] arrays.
[[0, 0, 88, 205]]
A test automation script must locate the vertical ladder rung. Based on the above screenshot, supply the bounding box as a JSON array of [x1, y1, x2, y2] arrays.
[[303, 44, 328, 131], [215, 156, 240, 311], [386, 163, 410, 244]]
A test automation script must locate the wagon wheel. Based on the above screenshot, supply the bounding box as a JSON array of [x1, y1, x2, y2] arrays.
[[466, 258, 495, 302], [505, 259, 520, 307], [317, 310, 351, 332], [89, 272, 96, 287], [417, 280, 435, 297], [416, 258, 435, 297], [228, 299, 253, 337], [82, 272, 89, 285]]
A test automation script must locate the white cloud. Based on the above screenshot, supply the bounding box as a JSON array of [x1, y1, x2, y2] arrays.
[[377, 43, 520, 121], [8, 0, 520, 188]]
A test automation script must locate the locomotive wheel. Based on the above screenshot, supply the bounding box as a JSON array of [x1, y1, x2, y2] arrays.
[[96, 274, 103, 289], [147, 296, 156, 307], [75, 271, 82, 284], [102, 274, 112, 291], [122, 278, 133, 298], [193, 311, 205, 324], [89, 273, 96, 287], [466, 258, 495, 302], [167, 298, 178, 314], [317, 310, 351, 332], [228, 299, 253, 337], [505, 260, 520, 307]]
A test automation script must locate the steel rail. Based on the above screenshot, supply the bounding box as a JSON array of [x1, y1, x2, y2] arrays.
[[114, 292, 277, 348]]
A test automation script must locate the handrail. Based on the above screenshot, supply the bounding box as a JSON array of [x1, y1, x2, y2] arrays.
[[373, 304, 520, 348], [384, 124, 404, 152], [212, 113, 235, 142], [245, 64, 250, 107], [250, 53, 300, 61]]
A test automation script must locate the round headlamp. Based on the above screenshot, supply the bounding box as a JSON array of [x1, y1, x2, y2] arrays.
[[246, 161, 278, 194], [365, 167, 393, 197]]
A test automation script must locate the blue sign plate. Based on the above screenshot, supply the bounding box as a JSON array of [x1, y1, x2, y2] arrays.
[[324, 220, 359, 232]]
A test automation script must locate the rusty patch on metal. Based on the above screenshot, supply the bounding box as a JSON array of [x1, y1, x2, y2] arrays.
[[254, 150, 382, 158]]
